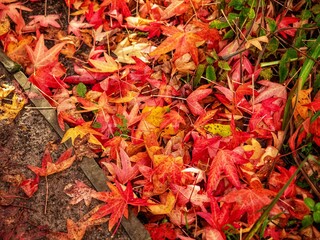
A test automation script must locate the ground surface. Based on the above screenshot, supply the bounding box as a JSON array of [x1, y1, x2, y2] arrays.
[[0, 63, 129, 239]]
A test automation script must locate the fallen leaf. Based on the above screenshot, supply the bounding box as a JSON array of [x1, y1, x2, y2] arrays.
[[28, 148, 76, 176], [292, 88, 312, 120], [64, 180, 96, 206], [88, 53, 119, 73], [207, 149, 247, 193], [186, 88, 212, 116], [148, 191, 176, 215], [61, 122, 104, 147], [20, 174, 39, 198]]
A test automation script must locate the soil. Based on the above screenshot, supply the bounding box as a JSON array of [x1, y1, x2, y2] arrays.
[[0, 0, 130, 238], [0, 66, 129, 239], [0, 62, 129, 239]]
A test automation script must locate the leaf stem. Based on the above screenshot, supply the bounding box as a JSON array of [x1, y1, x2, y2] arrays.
[[260, 57, 303, 67]]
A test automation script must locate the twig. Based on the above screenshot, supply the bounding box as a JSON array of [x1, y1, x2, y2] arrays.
[[44, 175, 49, 214]]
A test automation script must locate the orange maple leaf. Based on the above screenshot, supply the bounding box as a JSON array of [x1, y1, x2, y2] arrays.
[[28, 148, 76, 176], [89, 181, 149, 233], [149, 25, 204, 65], [26, 34, 66, 72]]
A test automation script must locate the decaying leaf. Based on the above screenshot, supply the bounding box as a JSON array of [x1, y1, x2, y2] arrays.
[[64, 180, 96, 206], [0, 85, 25, 124]]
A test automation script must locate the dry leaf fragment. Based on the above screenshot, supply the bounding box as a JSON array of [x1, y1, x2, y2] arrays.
[[0, 93, 25, 123], [64, 180, 96, 206], [245, 36, 269, 50]]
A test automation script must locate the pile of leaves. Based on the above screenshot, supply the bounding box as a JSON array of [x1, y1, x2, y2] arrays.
[[1, 0, 320, 239]]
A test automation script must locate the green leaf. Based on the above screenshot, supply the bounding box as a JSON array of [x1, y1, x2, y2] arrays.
[[302, 215, 313, 228], [227, 13, 239, 22], [260, 68, 273, 80], [304, 197, 315, 210], [314, 74, 320, 94], [310, 111, 320, 123], [193, 64, 205, 87], [76, 83, 87, 97], [206, 57, 214, 65], [311, 4, 320, 14], [265, 37, 279, 56], [266, 18, 277, 33], [218, 61, 231, 71], [92, 121, 102, 129], [229, 0, 244, 10], [206, 65, 216, 81], [315, 203, 320, 211], [247, 8, 255, 19], [279, 48, 297, 83], [223, 29, 235, 40], [316, 15, 320, 27], [313, 211, 320, 223], [210, 20, 230, 29], [300, 9, 312, 20]]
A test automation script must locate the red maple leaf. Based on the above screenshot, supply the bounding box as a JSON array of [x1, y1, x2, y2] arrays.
[[0, 2, 31, 34], [219, 188, 278, 225], [145, 222, 177, 240], [68, 16, 93, 37], [159, 110, 186, 132], [275, 14, 299, 39], [24, 14, 61, 32], [108, 148, 139, 184], [197, 198, 232, 239], [85, 3, 106, 29], [207, 149, 247, 193], [191, 132, 221, 165], [171, 184, 210, 212], [29, 63, 69, 97], [28, 148, 76, 176], [20, 174, 40, 198], [89, 181, 149, 233], [101, 0, 131, 18], [186, 87, 212, 116]]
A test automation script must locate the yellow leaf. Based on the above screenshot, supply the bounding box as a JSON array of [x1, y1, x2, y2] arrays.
[[153, 154, 183, 167], [148, 191, 176, 215], [243, 138, 264, 160], [292, 88, 312, 120], [142, 106, 169, 127], [204, 123, 231, 137], [61, 122, 103, 147], [113, 34, 155, 64], [108, 91, 139, 103], [0, 93, 25, 123], [0, 84, 15, 99], [245, 36, 269, 51], [88, 53, 119, 73], [0, 17, 10, 36]]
